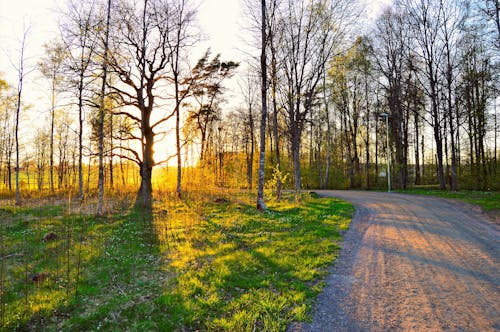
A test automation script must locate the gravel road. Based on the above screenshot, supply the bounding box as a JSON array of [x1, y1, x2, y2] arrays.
[[291, 190, 499, 332]]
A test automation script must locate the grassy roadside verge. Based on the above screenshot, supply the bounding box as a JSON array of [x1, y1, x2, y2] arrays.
[[1, 191, 352, 331], [395, 188, 500, 212]]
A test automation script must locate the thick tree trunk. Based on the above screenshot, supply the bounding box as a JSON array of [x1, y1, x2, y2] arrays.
[[136, 162, 153, 210], [135, 129, 154, 210]]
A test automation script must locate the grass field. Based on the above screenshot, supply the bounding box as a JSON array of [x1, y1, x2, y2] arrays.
[[0, 191, 352, 331], [395, 187, 500, 211]]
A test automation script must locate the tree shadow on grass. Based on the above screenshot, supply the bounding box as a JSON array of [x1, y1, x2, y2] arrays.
[[5, 204, 181, 331], [155, 196, 350, 330]]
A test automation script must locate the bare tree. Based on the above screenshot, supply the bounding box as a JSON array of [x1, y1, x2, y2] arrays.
[[404, 0, 448, 189], [39, 41, 67, 194], [238, 72, 258, 189], [161, 0, 198, 197], [277, 0, 354, 199], [13, 25, 31, 205], [34, 129, 49, 191], [257, 0, 268, 210], [60, 0, 99, 199], [107, 0, 195, 209], [97, 0, 112, 215], [440, 0, 464, 191], [373, 7, 411, 189]]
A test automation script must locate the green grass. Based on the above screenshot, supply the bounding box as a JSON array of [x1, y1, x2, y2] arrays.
[[1, 191, 352, 331], [395, 187, 500, 211]]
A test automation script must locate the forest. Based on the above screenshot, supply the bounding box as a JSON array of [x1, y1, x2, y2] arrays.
[[0, 0, 498, 207], [0, 0, 498, 330]]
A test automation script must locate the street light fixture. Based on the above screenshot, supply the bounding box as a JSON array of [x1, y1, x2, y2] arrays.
[[380, 112, 391, 192]]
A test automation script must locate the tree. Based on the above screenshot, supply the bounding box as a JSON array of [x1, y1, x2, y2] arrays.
[[187, 51, 238, 163], [162, 0, 197, 198], [107, 0, 194, 209], [38, 41, 67, 194], [257, 0, 268, 210], [277, 0, 354, 199], [405, 0, 447, 189], [61, 0, 99, 199], [373, 7, 411, 189], [33, 129, 49, 191], [13, 25, 31, 205], [439, 0, 464, 191], [239, 73, 258, 189], [458, 29, 493, 189], [97, 0, 112, 215], [0, 78, 13, 191]]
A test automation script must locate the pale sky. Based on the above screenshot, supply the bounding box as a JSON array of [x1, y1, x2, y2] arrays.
[[0, 0, 392, 84]]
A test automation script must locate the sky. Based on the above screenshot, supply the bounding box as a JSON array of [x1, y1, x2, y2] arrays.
[[0, 0, 392, 162], [0, 0, 393, 84]]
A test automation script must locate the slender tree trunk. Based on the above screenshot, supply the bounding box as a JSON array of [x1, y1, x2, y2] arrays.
[[414, 110, 421, 185], [97, 0, 111, 215], [291, 127, 302, 200], [365, 78, 370, 189], [431, 80, 446, 189], [109, 114, 114, 189], [323, 88, 331, 189], [270, 50, 282, 199], [15, 30, 28, 206], [257, 0, 267, 210], [50, 87, 55, 194], [494, 94, 497, 174], [77, 69, 84, 199], [375, 113, 379, 186], [247, 106, 255, 189]]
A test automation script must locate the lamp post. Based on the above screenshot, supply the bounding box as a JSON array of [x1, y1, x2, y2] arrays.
[[380, 112, 391, 192]]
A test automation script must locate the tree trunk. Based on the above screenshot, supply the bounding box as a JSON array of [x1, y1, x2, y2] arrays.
[[270, 47, 282, 199], [431, 80, 446, 189], [15, 30, 27, 206], [135, 128, 154, 209], [97, 0, 111, 215], [414, 110, 421, 185], [78, 71, 84, 199], [247, 105, 255, 189], [136, 162, 153, 210], [257, 0, 267, 210], [109, 114, 114, 189], [50, 102, 55, 193], [291, 128, 301, 200]]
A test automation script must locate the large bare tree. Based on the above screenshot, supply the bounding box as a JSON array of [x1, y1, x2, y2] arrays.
[[107, 0, 191, 209]]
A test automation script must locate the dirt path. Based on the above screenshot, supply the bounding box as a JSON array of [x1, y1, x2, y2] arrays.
[[292, 191, 500, 332]]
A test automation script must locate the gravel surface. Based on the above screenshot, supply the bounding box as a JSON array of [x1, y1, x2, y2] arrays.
[[290, 190, 500, 332]]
